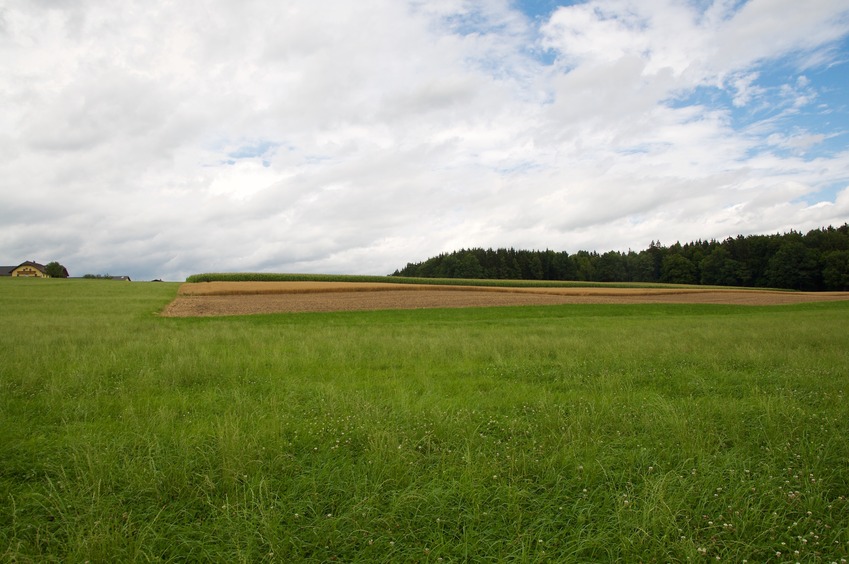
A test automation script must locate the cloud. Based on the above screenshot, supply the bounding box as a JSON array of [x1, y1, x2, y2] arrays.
[[1, 0, 848, 280]]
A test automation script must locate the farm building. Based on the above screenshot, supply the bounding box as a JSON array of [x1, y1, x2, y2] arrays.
[[0, 261, 67, 278]]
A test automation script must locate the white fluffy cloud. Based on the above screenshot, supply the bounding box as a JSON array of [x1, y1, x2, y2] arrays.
[[1, 0, 848, 280]]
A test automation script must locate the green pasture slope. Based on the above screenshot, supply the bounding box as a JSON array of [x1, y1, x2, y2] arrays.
[[184, 271, 707, 289], [2, 277, 848, 562]]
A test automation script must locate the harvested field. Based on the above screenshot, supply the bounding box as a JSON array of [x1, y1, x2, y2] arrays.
[[161, 281, 849, 317]]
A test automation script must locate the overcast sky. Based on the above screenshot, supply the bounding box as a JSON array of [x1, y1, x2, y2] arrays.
[[2, 0, 848, 281]]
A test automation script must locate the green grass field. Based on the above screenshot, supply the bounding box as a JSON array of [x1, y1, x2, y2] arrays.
[[184, 271, 735, 289], [1, 278, 848, 562]]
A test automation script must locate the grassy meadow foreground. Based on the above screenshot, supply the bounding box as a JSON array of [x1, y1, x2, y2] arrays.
[[2, 278, 849, 562]]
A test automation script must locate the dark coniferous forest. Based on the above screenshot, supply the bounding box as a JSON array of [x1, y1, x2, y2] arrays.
[[391, 224, 849, 291]]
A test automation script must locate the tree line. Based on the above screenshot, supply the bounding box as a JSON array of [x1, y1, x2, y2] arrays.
[[391, 224, 849, 291]]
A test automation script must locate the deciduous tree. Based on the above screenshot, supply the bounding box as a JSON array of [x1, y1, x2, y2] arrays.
[[44, 261, 68, 278]]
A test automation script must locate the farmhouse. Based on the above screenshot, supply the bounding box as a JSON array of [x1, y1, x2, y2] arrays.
[[0, 261, 67, 278]]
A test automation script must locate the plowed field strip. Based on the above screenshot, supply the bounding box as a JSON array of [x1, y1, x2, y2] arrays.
[[161, 282, 849, 317]]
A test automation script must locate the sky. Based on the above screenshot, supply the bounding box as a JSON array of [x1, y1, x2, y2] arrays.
[[2, 0, 848, 281]]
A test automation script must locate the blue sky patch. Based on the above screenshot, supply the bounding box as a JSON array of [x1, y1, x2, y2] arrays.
[[514, 0, 576, 21], [228, 140, 279, 160]]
